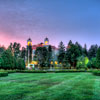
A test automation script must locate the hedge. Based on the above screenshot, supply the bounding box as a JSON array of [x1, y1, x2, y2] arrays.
[[0, 69, 92, 74], [0, 72, 8, 77], [6, 70, 16, 73], [92, 70, 100, 76], [16, 70, 47, 73], [16, 69, 88, 73]]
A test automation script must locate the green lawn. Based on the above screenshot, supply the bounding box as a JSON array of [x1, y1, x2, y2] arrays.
[[0, 73, 100, 100]]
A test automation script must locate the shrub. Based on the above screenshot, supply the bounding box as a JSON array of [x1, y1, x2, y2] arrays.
[[16, 70, 47, 73], [17, 58, 25, 70], [6, 70, 16, 73], [96, 48, 100, 68], [0, 72, 8, 77], [92, 70, 100, 76], [76, 56, 89, 69], [87, 58, 97, 68], [55, 69, 87, 73]]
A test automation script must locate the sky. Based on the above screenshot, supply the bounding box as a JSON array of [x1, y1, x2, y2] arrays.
[[0, 0, 100, 48]]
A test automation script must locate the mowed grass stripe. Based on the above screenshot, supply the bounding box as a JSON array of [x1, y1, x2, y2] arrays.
[[0, 73, 100, 100], [23, 73, 86, 100], [0, 73, 80, 100], [92, 76, 100, 100]]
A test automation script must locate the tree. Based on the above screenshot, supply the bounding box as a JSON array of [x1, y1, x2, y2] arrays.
[[21, 47, 26, 61], [75, 42, 83, 56], [35, 47, 48, 67], [83, 44, 88, 57], [87, 57, 96, 69], [68, 40, 73, 46], [1, 49, 15, 69], [96, 47, 100, 68], [58, 41, 65, 63], [65, 43, 81, 68], [8, 42, 21, 58], [47, 45, 53, 66], [17, 58, 25, 70], [0, 57, 3, 69], [0, 46, 5, 55], [88, 44, 98, 59]]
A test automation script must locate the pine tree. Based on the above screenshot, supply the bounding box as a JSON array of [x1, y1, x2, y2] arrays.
[[1, 49, 15, 69], [96, 47, 100, 68], [58, 41, 65, 54], [66, 43, 81, 68], [21, 47, 26, 61], [83, 44, 88, 57], [75, 42, 83, 55], [68, 40, 73, 46], [88, 44, 98, 59], [58, 41, 65, 63]]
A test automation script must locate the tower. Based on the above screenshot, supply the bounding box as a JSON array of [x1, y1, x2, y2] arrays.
[[27, 38, 32, 64], [44, 37, 49, 45], [27, 38, 32, 46]]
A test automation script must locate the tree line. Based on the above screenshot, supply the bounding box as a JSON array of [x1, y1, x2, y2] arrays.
[[34, 40, 100, 69], [0, 40, 100, 70], [57, 40, 100, 69], [0, 43, 26, 70]]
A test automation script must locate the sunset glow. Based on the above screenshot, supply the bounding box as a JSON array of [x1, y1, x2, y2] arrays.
[[0, 0, 100, 48]]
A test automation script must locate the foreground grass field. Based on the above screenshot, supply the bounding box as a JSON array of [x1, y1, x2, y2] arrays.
[[0, 73, 100, 100]]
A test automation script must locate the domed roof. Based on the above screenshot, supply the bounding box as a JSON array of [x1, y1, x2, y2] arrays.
[[27, 38, 32, 42], [44, 37, 49, 41]]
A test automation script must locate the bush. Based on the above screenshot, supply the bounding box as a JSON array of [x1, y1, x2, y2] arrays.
[[16, 70, 47, 73], [6, 70, 16, 73], [0, 72, 8, 77], [96, 48, 100, 68], [17, 58, 25, 70], [92, 70, 100, 76], [87, 58, 97, 69], [1, 49, 15, 70], [55, 69, 87, 73], [76, 56, 89, 69]]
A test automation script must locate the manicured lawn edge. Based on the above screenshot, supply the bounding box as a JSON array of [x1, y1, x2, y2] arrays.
[[16, 70, 47, 73], [16, 70, 90, 73], [0, 69, 93, 75]]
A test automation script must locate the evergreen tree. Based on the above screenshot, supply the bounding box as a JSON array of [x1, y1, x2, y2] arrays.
[[58, 41, 65, 63], [83, 44, 88, 57], [1, 49, 15, 69], [58, 41, 65, 54], [0, 57, 3, 69], [17, 58, 25, 70], [65, 43, 81, 68], [87, 57, 96, 69], [47, 45, 53, 66], [21, 47, 26, 61], [75, 42, 83, 56], [96, 47, 100, 68], [88, 44, 98, 59], [68, 40, 73, 46], [0, 46, 5, 55], [35, 47, 48, 67], [8, 42, 21, 58]]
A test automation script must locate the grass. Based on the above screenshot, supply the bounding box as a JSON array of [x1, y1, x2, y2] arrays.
[[0, 73, 100, 100]]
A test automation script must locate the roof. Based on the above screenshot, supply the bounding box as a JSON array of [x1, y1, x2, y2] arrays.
[[44, 37, 49, 41], [32, 43, 44, 50], [32, 43, 58, 50], [27, 38, 32, 42]]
